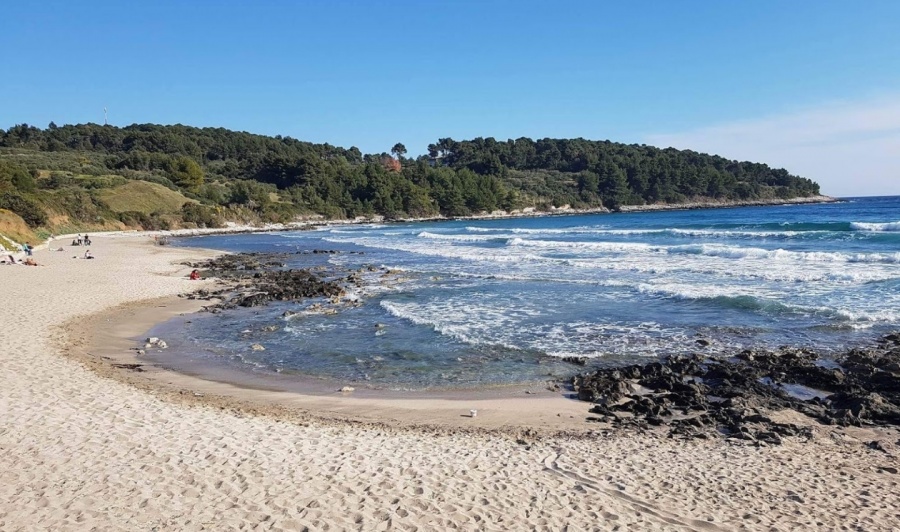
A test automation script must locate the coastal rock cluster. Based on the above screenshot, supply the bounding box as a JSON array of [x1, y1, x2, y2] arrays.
[[573, 334, 900, 444], [183, 252, 351, 311]]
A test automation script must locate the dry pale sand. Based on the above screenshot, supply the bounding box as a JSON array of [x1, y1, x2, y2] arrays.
[[1, 235, 899, 531]]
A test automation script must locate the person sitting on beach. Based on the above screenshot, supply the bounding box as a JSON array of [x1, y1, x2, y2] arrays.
[[83, 234, 91, 245], [189, 269, 201, 280], [83, 249, 94, 259], [71, 238, 80, 246]]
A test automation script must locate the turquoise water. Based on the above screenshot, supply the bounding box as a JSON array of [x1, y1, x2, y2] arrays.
[[153, 196, 900, 390]]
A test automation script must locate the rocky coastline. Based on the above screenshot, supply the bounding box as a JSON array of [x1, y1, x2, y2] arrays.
[[573, 336, 900, 445], [617, 194, 837, 213]]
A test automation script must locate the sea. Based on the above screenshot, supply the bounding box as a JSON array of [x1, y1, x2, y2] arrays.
[[147, 196, 900, 391]]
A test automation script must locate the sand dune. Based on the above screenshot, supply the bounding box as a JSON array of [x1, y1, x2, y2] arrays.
[[0, 235, 897, 531]]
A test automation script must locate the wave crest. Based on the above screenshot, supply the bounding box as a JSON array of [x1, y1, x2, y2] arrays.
[[851, 221, 900, 232]]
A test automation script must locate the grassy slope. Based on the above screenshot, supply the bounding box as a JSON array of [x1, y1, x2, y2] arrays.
[[96, 180, 194, 215]]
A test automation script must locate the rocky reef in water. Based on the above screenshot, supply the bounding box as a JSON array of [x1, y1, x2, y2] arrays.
[[181, 251, 374, 311], [573, 335, 900, 445]]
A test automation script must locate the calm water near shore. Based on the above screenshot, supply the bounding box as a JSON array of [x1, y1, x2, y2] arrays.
[[148, 196, 900, 390]]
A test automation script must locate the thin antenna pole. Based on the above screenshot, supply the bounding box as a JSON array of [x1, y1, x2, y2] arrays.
[[104, 107, 108, 125]]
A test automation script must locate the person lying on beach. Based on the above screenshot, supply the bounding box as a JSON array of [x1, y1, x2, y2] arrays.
[[83, 250, 94, 259], [22, 258, 39, 266]]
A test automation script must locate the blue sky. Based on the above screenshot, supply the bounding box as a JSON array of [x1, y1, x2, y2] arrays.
[[2, 1, 899, 196]]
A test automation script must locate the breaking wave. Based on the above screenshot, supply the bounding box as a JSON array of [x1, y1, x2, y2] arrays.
[[850, 221, 900, 232]]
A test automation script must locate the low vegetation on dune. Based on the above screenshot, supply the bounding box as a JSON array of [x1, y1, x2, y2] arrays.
[[95, 180, 195, 215], [0, 122, 822, 246]]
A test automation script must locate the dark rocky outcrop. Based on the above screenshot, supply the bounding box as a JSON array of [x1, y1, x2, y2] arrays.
[[183, 252, 373, 312], [574, 334, 900, 444]]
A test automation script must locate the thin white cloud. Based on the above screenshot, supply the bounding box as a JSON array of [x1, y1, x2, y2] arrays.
[[645, 96, 900, 197]]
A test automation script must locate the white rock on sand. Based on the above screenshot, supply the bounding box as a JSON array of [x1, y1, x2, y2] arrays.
[[0, 234, 897, 530]]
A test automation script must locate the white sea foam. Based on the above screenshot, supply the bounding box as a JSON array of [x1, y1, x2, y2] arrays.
[[381, 295, 706, 358], [465, 226, 502, 233], [485, 226, 830, 239], [666, 228, 819, 239], [335, 227, 896, 265], [632, 282, 768, 301], [315, 214, 900, 340], [379, 300, 522, 350], [625, 281, 900, 324], [533, 320, 695, 359], [417, 231, 503, 242], [664, 243, 900, 264], [835, 310, 896, 322], [507, 237, 900, 264], [508, 238, 654, 253], [330, 231, 900, 296], [323, 236, 557, 265], [508, 226, 605, 235], [561, 227, 814, 239], [851, 221, 900, 232]]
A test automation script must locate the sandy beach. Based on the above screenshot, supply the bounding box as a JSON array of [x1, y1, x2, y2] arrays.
[[1, 235, 898, 531]]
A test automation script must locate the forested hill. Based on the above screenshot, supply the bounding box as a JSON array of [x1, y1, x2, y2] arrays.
[[427, 137, 820, 208], [0, 122, 821, 241]]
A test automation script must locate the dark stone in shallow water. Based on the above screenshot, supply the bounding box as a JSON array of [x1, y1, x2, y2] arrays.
[[184, 251, 381, 312], [573, 334, 900, 444]]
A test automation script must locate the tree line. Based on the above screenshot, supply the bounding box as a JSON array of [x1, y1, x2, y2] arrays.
[[427, 137, 819, 208], [0, 122, 820, 231]]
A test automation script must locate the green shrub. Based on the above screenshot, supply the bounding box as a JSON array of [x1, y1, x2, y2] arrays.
[[117, 210, 150, 227], [0, 159, 36, 193], [131, 172, 179, 191], [39, 171, 76, 189], [0, 193, 47, 227], [40, 188, 106, 223], [181, 203, 222, 228], [77, 175, 128, 189], [146, 212, 172, 230]]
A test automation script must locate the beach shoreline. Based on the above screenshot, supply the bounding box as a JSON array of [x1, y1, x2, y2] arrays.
[[57, 227, 899, 436], [5, 194, 838, 261], [70, 286, 597, 434], [2, 230, 899, 530]]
